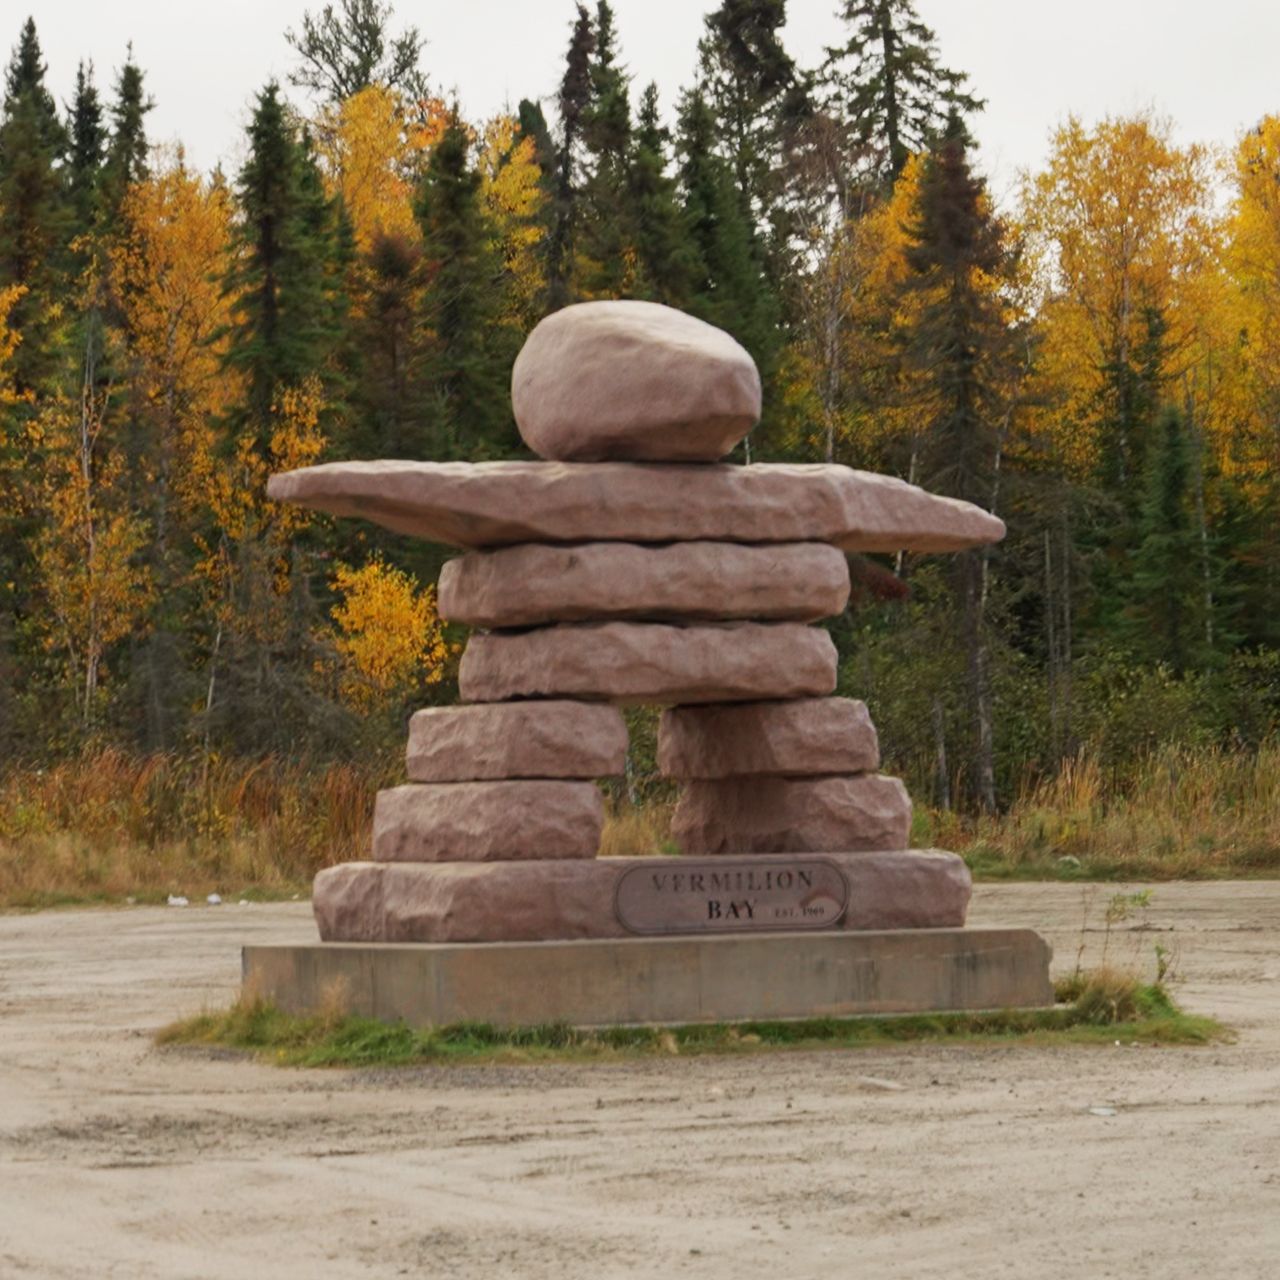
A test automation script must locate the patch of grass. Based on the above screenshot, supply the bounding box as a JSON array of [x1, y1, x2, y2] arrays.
[[598, 799, 676, 858], [925, 745, 1280, 880], [0, 748, 391, 909], [158, 970, 1226, 1069]]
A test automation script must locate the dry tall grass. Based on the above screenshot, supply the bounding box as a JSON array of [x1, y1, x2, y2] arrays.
[[0, 749, 391, 906], [599, 800, 676, 858], [920, 744, 1280, 877], [4, 742, 1279, 906]]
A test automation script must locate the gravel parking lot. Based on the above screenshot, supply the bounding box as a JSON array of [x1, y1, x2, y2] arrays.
[[2, 882, 1277, 1279]]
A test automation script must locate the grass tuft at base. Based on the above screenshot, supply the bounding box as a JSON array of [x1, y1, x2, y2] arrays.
[[157, 969, 1226, 1068]]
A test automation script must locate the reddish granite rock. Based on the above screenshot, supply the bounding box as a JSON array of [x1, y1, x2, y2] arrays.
[[671, 774, 911, 854], [311, 849, 972, 942], [438, 541, 850, 628], [266, 460, 1005, 553], [658, 697, 880, 779], [406, 701, 627, 782], [511, 301, 761, 462], [458, 621, 838, 706], [372, 780, 603, 861]]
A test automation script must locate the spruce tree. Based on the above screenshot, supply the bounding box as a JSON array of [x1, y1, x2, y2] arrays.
[[223, 82, 348, 437], [578, 1, 633, 296], [1119, 406, 1224, 673], [546, 4, 595, 310], [826, 0, 982, 184], [0, 17, 70, 397], [414, 106, 512, 460], [516, 97, 558, 311], [903, 112, 1015, 810], [1097, 305, 1167, 508], [207, 86, 351, 753], [697, 0, 799, 240], [101, 47, 153, 223], [517, 98, 557, 180], [627, 83, 696, 305], [677, 86, 779, 414], [347, 228, 422, 459], [0, 19, 71, 747], [67, 60, 106, 237]]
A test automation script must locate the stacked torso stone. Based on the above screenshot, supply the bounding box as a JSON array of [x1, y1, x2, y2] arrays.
[[267, 301, 1006, 943]]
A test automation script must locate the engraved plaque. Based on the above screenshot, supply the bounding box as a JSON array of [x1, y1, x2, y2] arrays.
[[614, 858, 849, 935]]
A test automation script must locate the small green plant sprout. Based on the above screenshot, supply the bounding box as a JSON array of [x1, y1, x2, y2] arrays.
[[1102, 889, 1154, 964], [1153, 941, 1179, 985]]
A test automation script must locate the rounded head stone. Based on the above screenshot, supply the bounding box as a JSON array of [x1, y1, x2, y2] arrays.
[[511, 300, 762, 462]]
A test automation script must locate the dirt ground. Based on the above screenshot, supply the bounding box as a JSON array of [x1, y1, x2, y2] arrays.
[[2, 883, 1278, 1280]]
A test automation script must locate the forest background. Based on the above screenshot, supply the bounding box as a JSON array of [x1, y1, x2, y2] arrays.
[[4, 0, 1280, 902]]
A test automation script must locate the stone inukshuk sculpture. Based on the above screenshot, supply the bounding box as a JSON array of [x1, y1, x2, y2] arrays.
[[267, 300, 1005, 944]]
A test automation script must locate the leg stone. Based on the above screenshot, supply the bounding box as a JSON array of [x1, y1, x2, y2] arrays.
[[671, 774, 911, 854], [372, 780, 604, 861], [406, 701, 627, 782], [658, 697, 879, 778]]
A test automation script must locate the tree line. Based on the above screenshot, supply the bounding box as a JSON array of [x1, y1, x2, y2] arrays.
[[2, 0, 1279, 812]]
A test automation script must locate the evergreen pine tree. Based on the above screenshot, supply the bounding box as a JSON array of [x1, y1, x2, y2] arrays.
[[101, 47, 153, 222], [347, 227, 422, 459], [0, 17, 70, 397], [515, 97, 558, 311], [826, 0, 982, 184], [1119, 406, 1225, 673], [903, 112, 1015, 810], [415, 105, 512, 460], [677, 86, 780, 417], [222, 82, 347, 438], [517, 99, 557, 179], [66, 60, 106, 238], [206, 85, 351, 753], [627, 83, 696, 305], [578, 1, 633, 296], [0, 19, 71, 747], [546, 4, 595, 310], [1097, 305, 1167, 509], [697, 0, 799, 244]]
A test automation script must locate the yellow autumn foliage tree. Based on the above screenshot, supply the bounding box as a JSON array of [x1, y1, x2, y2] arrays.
[[782, 155, 931, 467], [0, 283, 26, 406], [31, 391, 153, 724], [328, 556, 447, 710], [1212, 115, 1280, 481], [1019, 113, 1221, 477], [317, 85, 427, 255], [110, 153, 238, 518], [478, 114, 547, 329]]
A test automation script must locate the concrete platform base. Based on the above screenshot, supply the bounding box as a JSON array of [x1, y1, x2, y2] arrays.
[[243, 928, 1054, 1028]]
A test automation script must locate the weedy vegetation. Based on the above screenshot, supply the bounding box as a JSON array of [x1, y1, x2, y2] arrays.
[[158, 969, 1226, 1069]]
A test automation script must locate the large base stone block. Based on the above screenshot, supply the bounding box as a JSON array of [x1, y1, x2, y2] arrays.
[[672, 774, 911, 854], [373, 781, 603, 861], [459, 621, 837, 705], [243, 928, 1055, 1027], [659, 697, 880, 779], [313, 849, 970, 943]]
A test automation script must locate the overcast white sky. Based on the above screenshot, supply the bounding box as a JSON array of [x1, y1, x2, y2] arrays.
[[20, 0, 1280, 203]]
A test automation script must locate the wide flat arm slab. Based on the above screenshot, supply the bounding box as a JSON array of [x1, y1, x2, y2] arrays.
[[266, 460, 1005, 552]]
